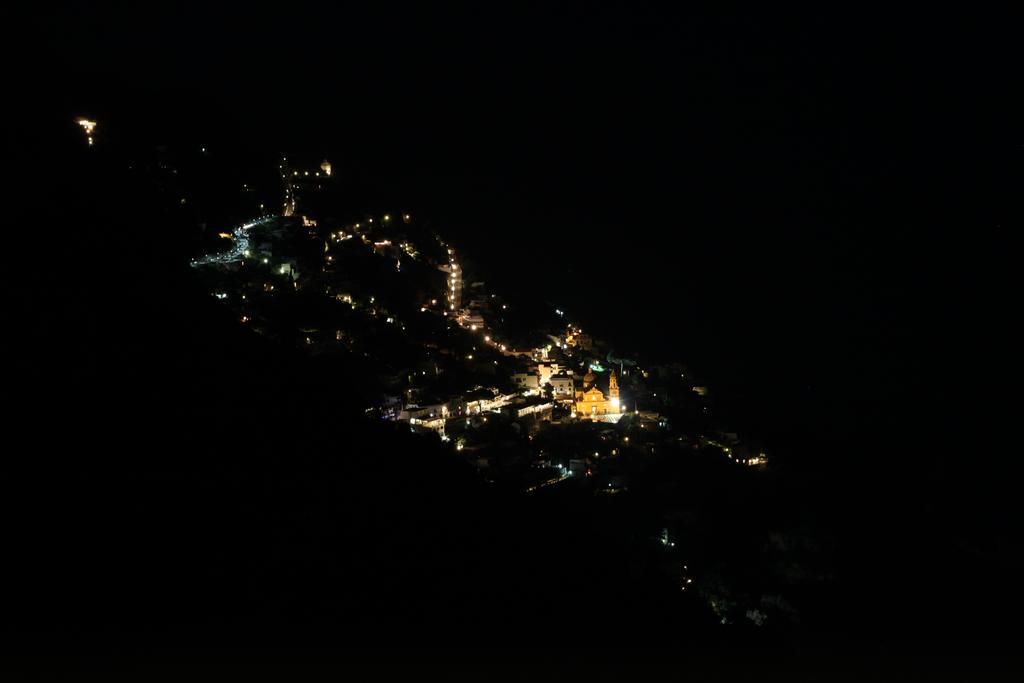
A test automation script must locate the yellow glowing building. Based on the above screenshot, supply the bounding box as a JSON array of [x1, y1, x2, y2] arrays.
[[574, 368, 620, 418]]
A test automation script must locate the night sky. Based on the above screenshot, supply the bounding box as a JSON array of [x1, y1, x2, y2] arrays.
[[29, 3, 1016, 453], [10, 1, 1023, 664]]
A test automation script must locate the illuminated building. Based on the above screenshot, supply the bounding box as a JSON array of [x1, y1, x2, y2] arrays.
[[512, 372, 540, 390], [574, 368, 620, 418], [536, 362, 561, 386], [514, 401, 553, 418], [549, 373, 574, 399]]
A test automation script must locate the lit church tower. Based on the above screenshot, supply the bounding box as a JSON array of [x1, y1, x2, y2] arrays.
[[609, 370, 620, 412], [574, 367, 621, 419]]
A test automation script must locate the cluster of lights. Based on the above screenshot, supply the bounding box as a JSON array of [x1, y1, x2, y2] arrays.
[[445, 248, 461, 313], [200, 210, 677, 465], [76, 118, 97, 146], [192, 216, 273, 268], [680, 564, 693, 591]]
